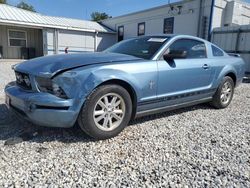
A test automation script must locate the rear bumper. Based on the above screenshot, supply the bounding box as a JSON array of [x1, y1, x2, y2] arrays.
[[5, 85, 80, 128]]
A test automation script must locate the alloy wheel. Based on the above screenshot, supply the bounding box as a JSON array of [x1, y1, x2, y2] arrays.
[[220, 81, 233, 105], [93, 93, 126, 131]]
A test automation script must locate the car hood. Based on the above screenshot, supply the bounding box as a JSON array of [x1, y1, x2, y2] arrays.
[[14, 52, 142, 78]]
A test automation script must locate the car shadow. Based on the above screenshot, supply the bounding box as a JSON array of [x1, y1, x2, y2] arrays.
[[0, 101, 213, 145], [130, 103, 212, 126], [0, 103, 94, 145], [243, 78, 250, 83]]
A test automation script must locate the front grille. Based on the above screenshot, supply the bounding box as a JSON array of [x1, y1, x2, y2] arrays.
[[15, 71, 32, 90]]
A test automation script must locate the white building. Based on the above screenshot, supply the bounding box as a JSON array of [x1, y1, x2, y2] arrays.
[[102, 0, 250, 41], [0, 4, 116, 59], [1, 0, 250, 61]]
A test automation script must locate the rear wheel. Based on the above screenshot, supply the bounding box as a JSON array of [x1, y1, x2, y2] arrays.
[[78, 84, 132, 140], [211, 76, 234, 109]]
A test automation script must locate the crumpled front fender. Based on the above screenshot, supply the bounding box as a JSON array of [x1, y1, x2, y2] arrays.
[[81, 69, 141, 104], [53, 66, 141, 114]]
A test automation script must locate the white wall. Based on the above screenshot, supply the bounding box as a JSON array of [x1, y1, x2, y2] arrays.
[[58, 30, 95, 54], [44, 29, 116, 55], [45, 29, 55, 55], [231, 1, 250, 25], [102, 0, 217, 40], [96, 32, 117, 51], [102, 0, 250, 41]]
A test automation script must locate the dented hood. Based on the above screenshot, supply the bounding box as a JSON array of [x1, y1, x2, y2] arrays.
[[14, 52, 141, 78]]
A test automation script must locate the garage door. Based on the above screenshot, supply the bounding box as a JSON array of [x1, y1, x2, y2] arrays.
[[58, 30, 95, 54]]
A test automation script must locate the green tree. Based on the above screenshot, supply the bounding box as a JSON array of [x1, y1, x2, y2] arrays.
[[17, 1, 36, 12], [0, 0, 7, 4], [91, 12, 111, 22]]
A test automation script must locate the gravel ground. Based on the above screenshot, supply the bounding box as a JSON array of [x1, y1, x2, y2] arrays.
[[0, 61, 250, 187]]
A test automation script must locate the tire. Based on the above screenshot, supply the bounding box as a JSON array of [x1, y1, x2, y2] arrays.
[[211, 76, 235, 109], [78, 84, 132, 140]]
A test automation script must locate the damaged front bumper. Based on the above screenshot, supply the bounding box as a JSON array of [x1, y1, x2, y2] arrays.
[[5, 84, 81, 128]]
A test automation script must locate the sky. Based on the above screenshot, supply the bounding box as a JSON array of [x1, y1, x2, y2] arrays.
[[7, 0, 180, 20], [7, 0, 250, 21]]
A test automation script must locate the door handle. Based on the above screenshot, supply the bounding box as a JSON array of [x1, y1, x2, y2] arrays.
[[202, 64, 210, 69]]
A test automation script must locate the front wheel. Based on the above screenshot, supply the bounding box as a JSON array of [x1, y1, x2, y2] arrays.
[[78, 84, 132, 140], [211, 76, 235, 109]]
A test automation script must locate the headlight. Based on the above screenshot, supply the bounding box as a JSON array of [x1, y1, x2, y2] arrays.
[[36, 77, 68, 99], [15, 71, 32, 90], [52, 83, 68, 99], [23, 75, 31, 87]]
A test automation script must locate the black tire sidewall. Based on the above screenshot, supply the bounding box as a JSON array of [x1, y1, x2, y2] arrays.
[[78, 85, 132, 139], [213, 76, 235, 109]]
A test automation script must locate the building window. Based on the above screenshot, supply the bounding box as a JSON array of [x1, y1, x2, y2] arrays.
[[138, 22, 145, 36], [163, 17, 174, 34], [8, 30, 27, 47], [118, 26, 124, 42]]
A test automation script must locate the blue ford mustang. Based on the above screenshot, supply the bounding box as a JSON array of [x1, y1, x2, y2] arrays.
[[5, 35, 245, 139]]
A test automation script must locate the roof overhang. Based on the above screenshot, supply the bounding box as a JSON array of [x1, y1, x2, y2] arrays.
[[0, 20, 115, 34], [0, 19, 116, 34]]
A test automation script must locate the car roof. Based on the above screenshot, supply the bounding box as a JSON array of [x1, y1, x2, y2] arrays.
[[141, 34, 209, 43]]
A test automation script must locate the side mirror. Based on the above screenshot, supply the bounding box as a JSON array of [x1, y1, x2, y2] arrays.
[[163, 50, 187, 61]]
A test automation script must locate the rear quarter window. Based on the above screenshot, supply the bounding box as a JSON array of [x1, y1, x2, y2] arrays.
[[212, 45, 224, 57]]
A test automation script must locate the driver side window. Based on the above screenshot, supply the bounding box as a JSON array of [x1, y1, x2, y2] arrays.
[[167, 39, 207, 59]]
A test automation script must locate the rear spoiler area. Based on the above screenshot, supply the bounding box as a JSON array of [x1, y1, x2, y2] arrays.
[[227, 53, 241, 57]]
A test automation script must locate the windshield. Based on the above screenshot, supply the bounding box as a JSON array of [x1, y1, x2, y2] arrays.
[[104, 36, 170, 60]]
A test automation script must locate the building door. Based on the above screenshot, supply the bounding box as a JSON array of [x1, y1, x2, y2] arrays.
[[118, 26, 124, 42]]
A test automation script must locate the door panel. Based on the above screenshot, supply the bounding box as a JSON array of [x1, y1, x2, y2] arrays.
[[157, 59, 213, 97], [156, 38, 215, 107]]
